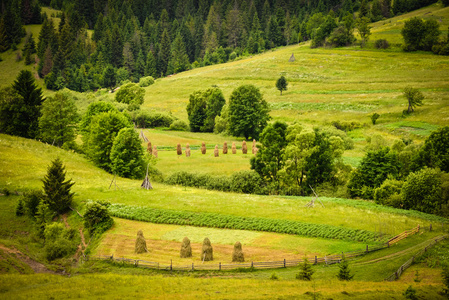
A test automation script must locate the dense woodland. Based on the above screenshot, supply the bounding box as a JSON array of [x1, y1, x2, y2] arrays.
[[1, 0, 446, 92]]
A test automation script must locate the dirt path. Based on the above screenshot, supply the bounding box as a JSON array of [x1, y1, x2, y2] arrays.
[[0, 244, 56, 274]]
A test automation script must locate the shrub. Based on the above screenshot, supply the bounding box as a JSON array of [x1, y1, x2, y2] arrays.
[[371, 113, 380, 125], [138, 76, 154, 87], [337, 255, 354, 281], [21, 189, 44, 218], [403, 285, 418, 300], [115, 83, 145, 106], [43, 222, 77, 261], [374, 178, 404, 207], [231, 170, 263, 194], [135, 111, 175, 128], [169, 120, 189, 131], [296, 257, 314, 280], [84, 201, 113, 235], [15, 199, 24, 216], [374, 39, 390, 49]]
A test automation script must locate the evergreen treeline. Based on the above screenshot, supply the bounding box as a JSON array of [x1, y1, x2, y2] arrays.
[[0, 0, 439, 92]]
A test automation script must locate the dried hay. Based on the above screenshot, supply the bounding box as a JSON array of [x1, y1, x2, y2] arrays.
[[242, 141, 247, 154], [147, 141, 152, 154], [152, 145, 158, 158], [214, 145, 219, 157], [253, 146, 259, 155], [177, 143, 182, 155], [232, 142, 236, 154], [201, 142, 206, 154], [232, 241, 244, 262], [202, 237, 213, 261], [289, 53, 295, 62], [180, 237, 192, 258], [135, 230, 148, 253], [185, 143, 191, 157], [223, 142, 228, 154]]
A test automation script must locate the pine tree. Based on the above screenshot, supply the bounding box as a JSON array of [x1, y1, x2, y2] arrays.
[[42, 158, 75, 214], [145, 50, 157, 78], [167, 32, 190, 74], [337, 255, 354, 281], [0, 16, 10, 52], [35, 199, 52, 237], [296, 257, 315, 280], [158, 29, 171, 76]]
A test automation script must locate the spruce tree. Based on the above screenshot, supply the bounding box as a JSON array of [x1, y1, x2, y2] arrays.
[[296, 257, 315, 280], [145, 50, 157, 78], [42, 158, 75, 214], [337, 255, 354, 281], [158, 29, 171, 76], [0, 16, 10, 52]]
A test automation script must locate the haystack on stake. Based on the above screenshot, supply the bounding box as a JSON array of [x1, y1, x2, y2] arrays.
[[135, 230, 148, 253], [252, 139, 256, 154], [202, 237, 213, 262], [177, 143, 182, 155], [141, 163, 153, 190], [180, 237, 192, 258], [152, 145, 158, 158], [253, 146, 259, 155], [185, 143, 191, 157], [214, 145, 219, 157], [232, 241, 244, 262], [147, 141, 152, 154], [289, 53, 295, 62], [201, 142, 206, 154], [223, 142, 228, 154], [232, 142, 236, 154], [242, 141, 247, 154]]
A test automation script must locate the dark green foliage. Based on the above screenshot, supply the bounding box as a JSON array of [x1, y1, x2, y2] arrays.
[[275, 76, 288, 95], [80, 101, 117, 133], [42, 158, 75, 214], [337, 255, 354, 281], [15, 199, 24, 216], [413, 126, 449, 172], [371, 113, 380, 125], [83, 201, 113, 235], [110, 128, 146, 179], [402, 17, 441, 52], [134, 110, 175, 128], [108, 204, 380, 242], [84, 111, 132, 172], [169, 120, 189, 131], [228, 85, 270, 140], [401, 168, 444, 215], [230, 170, 263, 194], [443, 266, 449, 296], [374, 39, 390, 49], [348, 147, 400, 199], [39, 92, 79, 147], [102, 65, 117, 91], [21, 189, 44, 218], [296, 257, 315, 280], [403, 87, 424, 113], [0, 71, 44, 139], [187, 87, 225, 133], [43, 222, 77, 261], [374, 178, 404, 208], [35, 200, 52, 237], [403, 285, 418, 300]]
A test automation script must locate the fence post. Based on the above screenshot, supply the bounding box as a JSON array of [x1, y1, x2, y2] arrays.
[[314, 256, 317, 265], [418, 224, 420, 232], [192, 263, 194, 271], [170, 259, 172, 271], [429, 224, 432, 231], [387, 241, 390, 248], [366, 245, 369, 253], [135, 260, 139, 267], [251, 261, 254, 269], [284, 259, 286, 268], [219, 262, 221, 271], [395, 271, 398, 280]]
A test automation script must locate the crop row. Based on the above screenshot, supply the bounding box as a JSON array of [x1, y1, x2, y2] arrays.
[[108, 204, 383, 243]]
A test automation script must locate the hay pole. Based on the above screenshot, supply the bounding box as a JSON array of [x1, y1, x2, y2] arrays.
[[141, 163, 153, 190], [306, 185, 324, 208], [109, 174, 119, 190]]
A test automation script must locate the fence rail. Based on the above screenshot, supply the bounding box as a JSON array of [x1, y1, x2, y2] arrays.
[[385, 235, 447, 281], [86, 225, 425, 273]]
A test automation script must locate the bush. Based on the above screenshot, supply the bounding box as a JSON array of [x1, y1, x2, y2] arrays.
[[374, 39, 390, 49], [135, 110, 175, 128], [138, 76, 154, 87], [374, 178, 404, 207], [84, 201, 114, 235], [169, 120, 189, 131], [43, 222, 77, 261], [231, 170, 263, 194], [21, 189, 44, 218], [403, 285, 418, 300]]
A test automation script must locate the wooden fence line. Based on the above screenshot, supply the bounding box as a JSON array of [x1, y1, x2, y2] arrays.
[[384, 235, 447, 282], [85, 225, 424, 272]]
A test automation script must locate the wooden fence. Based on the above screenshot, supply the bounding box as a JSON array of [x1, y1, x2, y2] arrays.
[[85, 226, 425, 272], [384, 235, 447, 281]]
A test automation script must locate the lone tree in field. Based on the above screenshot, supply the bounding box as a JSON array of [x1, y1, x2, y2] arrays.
[[337, 255, 354, 281], [201, 237, 213, 261], [276, 76, 288, 95], [232, 241, 244, 262], [42, 157, 74, 214], [180, 237, 192, 258], [404, 87, 424, 113], [228, 85, 270, 140], [296, 257, 314, 280], [135, 230, 148, 253]]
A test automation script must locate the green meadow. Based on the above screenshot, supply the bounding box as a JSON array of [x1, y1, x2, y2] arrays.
[[1, 4, 449, 298]]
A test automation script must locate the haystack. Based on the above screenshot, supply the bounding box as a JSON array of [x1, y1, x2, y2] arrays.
[[214, 145, 219, 157], [185, 143, 191, 157], [180, 237, 192, 258], [252, 139, 256, 153], [232, 142, 237, 154], [232, 241, 244, 262], [223, 142, 228, 154], [202, 237, 213, 261], [253, 146, 259, 155], [242, 141, 247, 154], [289, 53, 295, 62], [147, 141, 152, 154], [135, 230, 148, 253], [152, 145, 158, 158], [201, 142, 206, 154], [177, 143, 182, 155]]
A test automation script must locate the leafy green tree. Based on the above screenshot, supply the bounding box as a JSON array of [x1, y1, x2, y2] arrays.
[[413, 126, 449, 173], [84, 111, 132, 172], [401, 167, 443, 214], [42, 158, 75, 214], [80, 101, 117, 134], [228, 85, 270, 140], [276, 76, 288, 95], [403, 86, 424, 113], [402, 17, 441, 51], [356, 17, 371, 47], [115, 83, 145, 109], [187, 87, 225, 132], [84, 201, 114, 235], [39, 93, 79, 147], [186, 90, 207, 132], [110, 127, 146, 179], [371, 113, 380, 125], [0, 70, 44, 139], [337, 255, 354, 281], [296, 257, 315, 280], [250, 121, 288, 193]]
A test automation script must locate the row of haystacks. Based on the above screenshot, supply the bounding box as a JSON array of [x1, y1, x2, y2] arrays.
[[149, 140, 259, 156], [136, 232, 244, 262]]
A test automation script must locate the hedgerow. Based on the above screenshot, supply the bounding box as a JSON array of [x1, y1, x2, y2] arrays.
[[108, 204, 382, 243]]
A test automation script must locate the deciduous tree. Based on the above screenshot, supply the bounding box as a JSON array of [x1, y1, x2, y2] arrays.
[[403, 86, 424, 113], [275, 75, 288, 95]]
